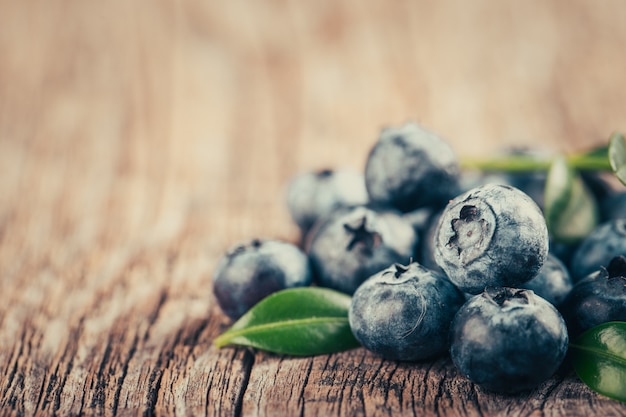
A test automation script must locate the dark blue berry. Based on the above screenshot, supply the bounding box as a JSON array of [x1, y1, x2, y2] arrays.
[[450, 287, 569, 393], [560, 255, 626, 338], [414, 209, 444, 274], [286, 169, 368, 234], [349, 262, 465, 361], [570, 219, 626, 282], [434, 184, 549, 294], [549, 239, 579, 270], [581, 171, 616, 211], [213, 239, 312, 320], [364, 122, 460, 212], [308, 206, 417, 294], [599, 191, 626, 222], [521, 253, 573, 307]]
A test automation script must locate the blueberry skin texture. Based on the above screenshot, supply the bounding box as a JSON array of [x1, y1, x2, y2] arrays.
[[364, 122, 460, 212], [286, 169, 368, 234], [349, 262, 465, 361], [416, 210, 445, 274], [434, 184, 549, 294], [570, 219, 626, 282], [549, 239, 579, 270], [521, 253, 573, 307], [560, 255, 626, 338], [213, 239, 312, 320], [600, 191, 626, 222], [450, 287, 569, 394], [308, 206, 418, 295]]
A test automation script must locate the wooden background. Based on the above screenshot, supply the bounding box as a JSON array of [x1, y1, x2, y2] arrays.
[[1, 1, 626, 415]]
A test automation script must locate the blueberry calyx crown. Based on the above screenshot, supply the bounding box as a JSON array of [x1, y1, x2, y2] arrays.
[[392, 263, 409, 278], [459, 205, 480, 221], [484, 287, 530, 307], [606, 255, 626, 279], [447, 204, 489, 262], [380, 262, 416, 284], [228, 239, 263, 258], [343, 216, 382, 254], [391, 134, 408, 149], [315, 169, 334, 179]]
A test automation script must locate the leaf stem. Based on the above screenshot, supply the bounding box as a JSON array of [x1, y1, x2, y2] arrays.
[[213, 316, 350, 348], [460, 155, 612, 173]]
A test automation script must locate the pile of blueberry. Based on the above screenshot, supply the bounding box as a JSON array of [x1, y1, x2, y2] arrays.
[[213, 122, 626, 394]]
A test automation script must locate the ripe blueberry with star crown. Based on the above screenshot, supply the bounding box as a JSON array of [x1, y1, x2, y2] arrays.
[[349, 261, 465, 361], [364, 122, 461, 212], [450, 287, 569, 393], [434, 184, 549, 294], [308, 205, 417, 295]]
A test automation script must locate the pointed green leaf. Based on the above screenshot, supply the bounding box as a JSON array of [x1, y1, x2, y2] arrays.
[[609, 132, 626, 185], [543, 156, 599, 243], [544, 156, 573, 227], [213, 287, 360, 356], [570, 322, 626, 403]]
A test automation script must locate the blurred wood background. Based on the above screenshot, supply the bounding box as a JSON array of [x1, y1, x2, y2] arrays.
[[1, 0, 626, 415]]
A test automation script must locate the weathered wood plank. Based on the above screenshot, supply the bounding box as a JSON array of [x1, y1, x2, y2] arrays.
[[237, 347, 625, 417], [2, 1, 626, 416]]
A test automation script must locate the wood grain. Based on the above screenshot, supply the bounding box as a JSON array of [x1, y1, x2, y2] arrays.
[[1, 0, 626, 416]]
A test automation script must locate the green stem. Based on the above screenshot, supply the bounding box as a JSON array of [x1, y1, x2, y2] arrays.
[[461, 155, 612, 173], [566, 155, 613, 171]]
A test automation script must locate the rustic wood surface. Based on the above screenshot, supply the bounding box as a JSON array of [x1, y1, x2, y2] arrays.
[[2, 1, 626, 416]]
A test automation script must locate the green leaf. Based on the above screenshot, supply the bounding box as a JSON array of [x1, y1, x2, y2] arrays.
[[609, 132, 626, 185], [570, 322, 626, 403], [213, 287, 360, 356], [544, 156, 573, 227], [543, 156, 599, 243]]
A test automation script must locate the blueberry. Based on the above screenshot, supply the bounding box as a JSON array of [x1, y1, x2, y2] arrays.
[[286, 169, 368, 234], [570, 219, 626, 282], [415, 209, 445, 274], [450, 287, 569, 393], [521, 253, 573, 307], [213, 239, 312, 320], [434, 184, 549, 294], [560, 255, 626, 338], [349, 262, 465, 361], [364, 122, 460, 212], [549, 239, 579, 269], [308, 206, 417, 294], [599, 191, 626, 222], [581, 171, 616, 212], [401, 206, 444, 273]]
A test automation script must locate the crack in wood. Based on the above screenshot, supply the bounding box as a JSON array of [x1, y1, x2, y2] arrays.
[[298, 359, 314, 417], [233, 349, 255, 417], [111, 333, 139, 416]]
